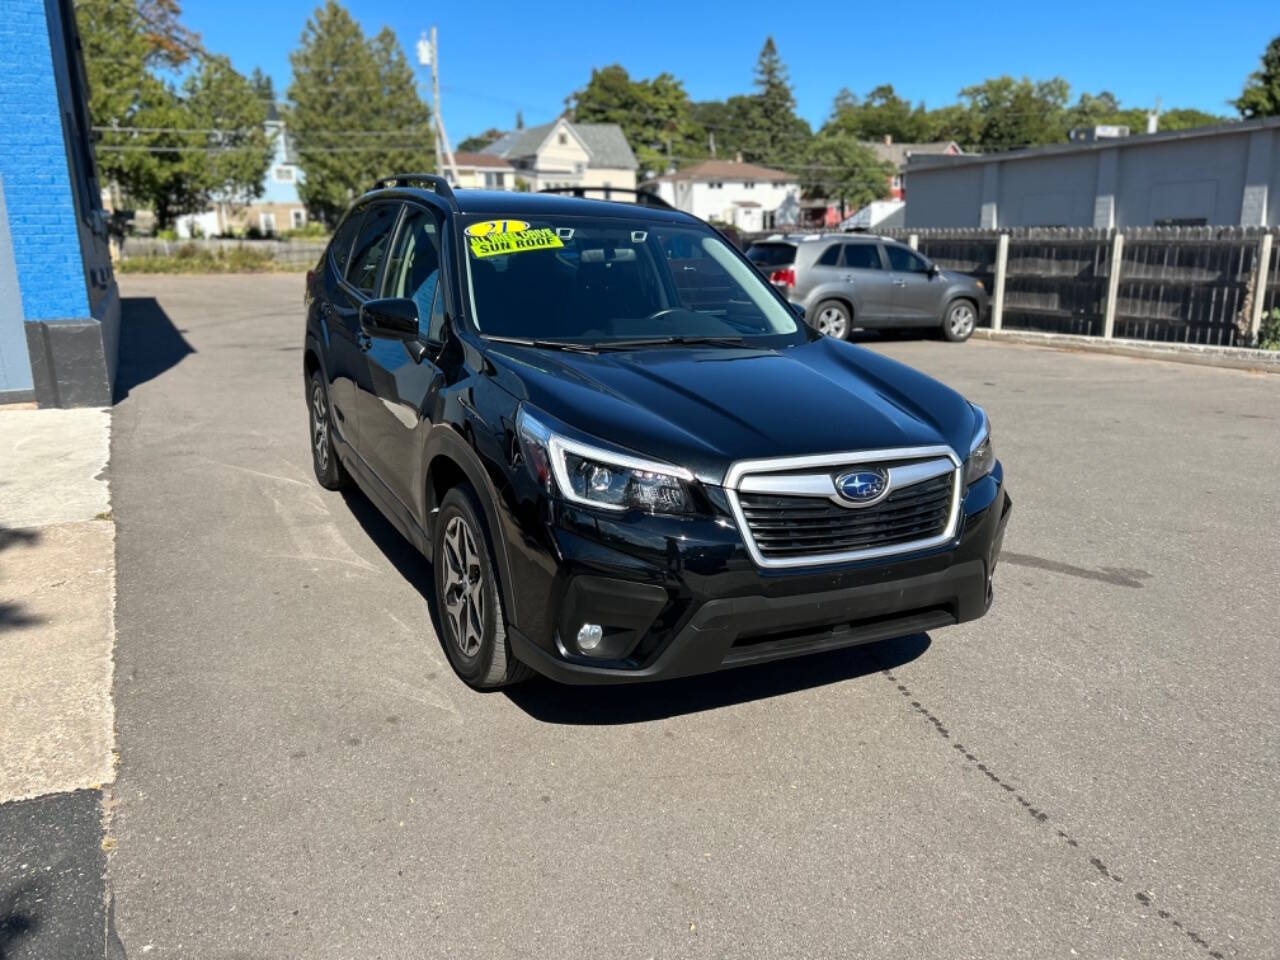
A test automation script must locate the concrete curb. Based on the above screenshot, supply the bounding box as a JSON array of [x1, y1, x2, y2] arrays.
[[973, 328, 1280, 374]]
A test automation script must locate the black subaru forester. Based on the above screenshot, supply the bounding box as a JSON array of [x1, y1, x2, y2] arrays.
[[304, 175, 1011, 689]]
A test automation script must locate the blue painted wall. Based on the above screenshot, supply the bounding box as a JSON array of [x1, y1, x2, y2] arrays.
[[0, 0, 92, 323]]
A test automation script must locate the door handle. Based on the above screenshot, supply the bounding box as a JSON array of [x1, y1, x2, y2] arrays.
[[357, 331, 372, 351], [841, 274, 855, 282], [892, 279, 907, 287]]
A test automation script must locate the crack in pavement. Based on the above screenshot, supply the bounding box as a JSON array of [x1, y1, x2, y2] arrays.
[[878, 666, 1236, 959]]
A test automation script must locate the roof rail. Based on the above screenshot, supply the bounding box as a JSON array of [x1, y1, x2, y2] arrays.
[[537, 186, 673, 210], [372, 172, 459, 209]]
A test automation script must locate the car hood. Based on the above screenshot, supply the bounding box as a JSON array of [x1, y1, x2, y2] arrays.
[[485, 337, 979, 484]]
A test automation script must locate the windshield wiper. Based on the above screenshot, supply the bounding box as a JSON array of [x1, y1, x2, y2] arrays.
[[481, 334, 598, 353], [593, 335, 748, 350]]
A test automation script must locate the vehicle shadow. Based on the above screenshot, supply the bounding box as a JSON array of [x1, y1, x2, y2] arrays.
[[0, 527, 40, 631], [0, 880, 40, 960], [338, 485, 932, 725], [504, 633, 931, 725], [113, 297, 196, 402]]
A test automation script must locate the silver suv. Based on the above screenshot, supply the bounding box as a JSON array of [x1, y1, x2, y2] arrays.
[[746, 234, 987, 342]]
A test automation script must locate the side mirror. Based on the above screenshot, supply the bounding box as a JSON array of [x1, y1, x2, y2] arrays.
[[927, 263, 941, 278], [360, 297, 419, 340], [791, 302, 806, 321]]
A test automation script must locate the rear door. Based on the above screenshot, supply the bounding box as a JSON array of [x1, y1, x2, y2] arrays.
[[793, 241, 842, 306], [335, 200, 402, 460], [840, 241, 894, 323], [318, 206, 369, 457], [361, 202, 450, 517], [884, 242, 941, 324]]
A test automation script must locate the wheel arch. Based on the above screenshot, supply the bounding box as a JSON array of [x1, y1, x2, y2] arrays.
[[422, 427, 522, 629]]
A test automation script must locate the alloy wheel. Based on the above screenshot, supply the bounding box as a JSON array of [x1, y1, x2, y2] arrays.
[[311, 382, 329, 471], [816, 305, 849, 339], [948, 302, 976, 339], [442, 515, 486, 659]]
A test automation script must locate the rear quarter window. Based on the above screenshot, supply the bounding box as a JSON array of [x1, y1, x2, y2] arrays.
[[746, 243, 796, 267], [328, 209, 364, 276]]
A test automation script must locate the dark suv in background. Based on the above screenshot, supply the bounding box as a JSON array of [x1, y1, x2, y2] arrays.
[[747, 234, 987, 342], [304, 175, 1010, 689]]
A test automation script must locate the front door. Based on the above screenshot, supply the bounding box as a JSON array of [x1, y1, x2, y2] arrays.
[[360, 203, 449, 518], [840, 242, 893, 322], [884, 243, 941, 324]]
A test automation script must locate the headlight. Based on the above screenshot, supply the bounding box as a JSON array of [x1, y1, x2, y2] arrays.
[[517, 407, 694, 514], [964, 405, 995, 486]]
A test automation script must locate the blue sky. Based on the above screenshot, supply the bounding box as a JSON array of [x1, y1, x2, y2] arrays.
[[180, 0, 1277, 140]]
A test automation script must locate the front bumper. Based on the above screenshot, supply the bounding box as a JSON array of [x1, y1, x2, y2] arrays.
[[501, 465, 1010, 685]]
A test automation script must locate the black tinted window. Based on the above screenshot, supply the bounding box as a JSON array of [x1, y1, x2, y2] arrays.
[[382, 207, 443, 339], [329, 210, 364, 276], [817, 244, 840, 267], [885, 244, 929, 273], [842, 244, 882, 269], [345, 203, 400, 295], [745, 243, 796, 267]]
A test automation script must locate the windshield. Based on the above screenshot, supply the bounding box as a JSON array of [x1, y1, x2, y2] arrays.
[[461, 215, 803, 346]]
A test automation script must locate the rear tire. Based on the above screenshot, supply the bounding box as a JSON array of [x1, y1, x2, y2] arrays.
[[308, 369, 349, 490], [942, 299, 977, 342], [812, 300, 852, 340], [433, 485, 532, 689]]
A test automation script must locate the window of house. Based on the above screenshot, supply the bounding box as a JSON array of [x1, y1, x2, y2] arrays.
[[259, 212, 276, 235], [274, 166, 296, 183], [575, 162, 585, 175], [558, 132, 568, 145], [842, 244, 883, 269], [709, 182, 722, 189], [483, 171, 506, 189], [744, 181, 755, 189], [291, 209, 306, 229], [891, 174, 902, 190]]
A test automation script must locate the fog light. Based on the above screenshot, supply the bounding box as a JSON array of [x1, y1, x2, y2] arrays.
[[577, 622, 604, 652]]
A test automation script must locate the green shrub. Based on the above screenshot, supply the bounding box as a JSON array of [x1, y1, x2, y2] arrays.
[[1258, 307, 1280, 351], [117, 246, 292, 274]]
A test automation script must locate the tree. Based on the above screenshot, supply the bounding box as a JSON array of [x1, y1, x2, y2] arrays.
[[249, 67, 275, 104], [568, 64, 701, 175], [457, 128, 504, 153], [825, 85, 931, 142], [740, 37, 810, 166], [957, 75, 1071, 149], [800, 133, 893, 215], [287, 1, 432, 225], [78, 0, 271, 228], [1235, 35, 1280, 118]]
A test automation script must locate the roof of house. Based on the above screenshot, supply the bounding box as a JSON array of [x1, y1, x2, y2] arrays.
[[480, 120, 637, 170], [452, 151, 512, 169], [865, 140, 961, 169], [648, 159, 797, 184], [905, 116, 1278, 171]]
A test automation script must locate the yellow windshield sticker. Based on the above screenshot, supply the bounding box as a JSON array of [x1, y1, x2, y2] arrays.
[[465, 219, 529, 238], [468, 226, 565, 259]]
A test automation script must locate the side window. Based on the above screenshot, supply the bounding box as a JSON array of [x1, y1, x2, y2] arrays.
[[817, 244, 840, 267], [381, 206, 443, 339], [885, 244, 929, 273], [345, 203, 401, 296], [842, 244, 882, 270], [329, 208, 364, 276]]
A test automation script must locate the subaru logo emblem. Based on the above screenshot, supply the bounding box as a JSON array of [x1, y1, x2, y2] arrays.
[[835, 468, 889, 506]]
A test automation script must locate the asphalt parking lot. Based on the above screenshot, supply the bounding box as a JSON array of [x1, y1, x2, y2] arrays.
[[107, 273, 1279, 959]]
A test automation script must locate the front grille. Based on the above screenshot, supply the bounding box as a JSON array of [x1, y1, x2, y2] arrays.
[[738, 473, 954, 561]]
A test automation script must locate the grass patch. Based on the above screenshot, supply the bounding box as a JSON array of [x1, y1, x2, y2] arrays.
[[117, 244, 303, 274]]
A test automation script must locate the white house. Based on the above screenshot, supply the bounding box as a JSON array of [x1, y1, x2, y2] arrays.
[[643, 159, 801, 231], [479, 118, 637, 194], [448, 151, 514, 190]]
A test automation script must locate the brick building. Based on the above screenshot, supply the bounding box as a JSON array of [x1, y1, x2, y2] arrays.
[[0, 0, 118, 406]]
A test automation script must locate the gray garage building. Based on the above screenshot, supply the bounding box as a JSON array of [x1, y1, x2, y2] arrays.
[[904, 117, 1280, 230]]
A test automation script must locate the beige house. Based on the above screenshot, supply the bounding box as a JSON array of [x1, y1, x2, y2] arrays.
[[448, 151, 514, 190], [479, 118, 637, 194], [643, 159, 801, 231]]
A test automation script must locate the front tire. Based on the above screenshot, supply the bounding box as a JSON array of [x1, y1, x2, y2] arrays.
[[308, 369, 349, 490], [433, 486, 531, 689], [812, 300, 852, 340], [942, 299, 977, 342]]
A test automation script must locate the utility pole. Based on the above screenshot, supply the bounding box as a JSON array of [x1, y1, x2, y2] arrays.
[[417, 27, 458, 183], [1146, 96, 1162, 135]]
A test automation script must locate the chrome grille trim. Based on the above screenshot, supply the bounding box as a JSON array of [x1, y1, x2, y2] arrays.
[[724, 445, 963, 569]]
